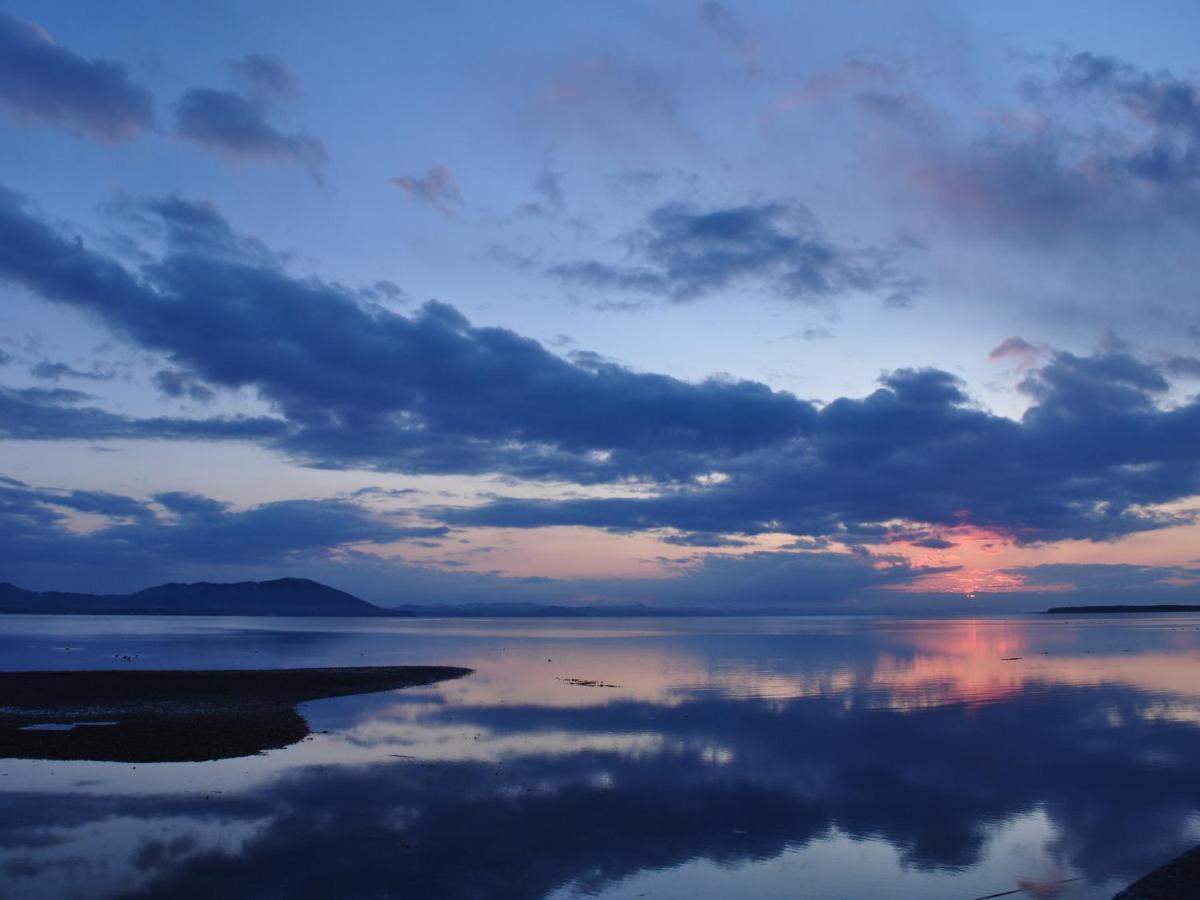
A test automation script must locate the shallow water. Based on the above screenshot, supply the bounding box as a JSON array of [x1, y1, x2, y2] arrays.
[[1, 614, 1199, 899]]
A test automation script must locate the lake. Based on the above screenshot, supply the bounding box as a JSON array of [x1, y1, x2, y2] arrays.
[[1, 614, 1198, 899]]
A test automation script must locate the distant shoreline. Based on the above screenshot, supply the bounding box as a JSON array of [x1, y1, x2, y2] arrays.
[[1042, 604, 1200, 614], [10, 606, 1200, 619], [0, 607, 415, 617], [7, 575, 1200, 618], [0, 578, 407, 617]]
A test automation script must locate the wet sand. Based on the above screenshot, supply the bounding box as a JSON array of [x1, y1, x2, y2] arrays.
[[0, 666, 471, 763]]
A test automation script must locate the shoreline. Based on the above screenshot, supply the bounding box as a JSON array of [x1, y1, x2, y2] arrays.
[[1115, 844, 1200, 899]]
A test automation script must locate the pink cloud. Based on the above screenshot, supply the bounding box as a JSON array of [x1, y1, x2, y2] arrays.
[[775, 59, 895, 112], [988, 337, 1043, 366], [389, 164, 462, 215]]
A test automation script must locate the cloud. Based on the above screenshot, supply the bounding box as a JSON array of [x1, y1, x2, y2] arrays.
[[822, 48, 1200, 347], [659, 531, 750, 548], [0, 187, 812, 483], [442, 356, 1200, 544], [389, 165, 462, 214], [910, 536, 955, 549], [988, 336, 1040, 364], [0, 384, 284, 442], [0, 477, 444, 587], [153, 369, 216, 403], [874, 50, 1200, 246], [174, 88, 327, 170], [5, 187, 1200, 549], [697, 2, 761, 75], [229, 54, 300, 103], [550, 200, 922, 306], [1016, 349, 1168, 416], [634, 548, 951, 606], [518, 164, 565, 217], [1055, 51, 1200, 184], [1003, 562, 1200, 595], [29, 360, 113, 382], [777, 58, 895, 109], [265, 537, 957, 610], [606, 169, 666, 196], [0, 459, 946, 606], [540, 55, 691, 151], [0, 12, 154, 141], [1163, 355, 1200, 378]]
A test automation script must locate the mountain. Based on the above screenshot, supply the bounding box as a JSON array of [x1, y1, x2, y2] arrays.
[[0, 578, 408, 617]]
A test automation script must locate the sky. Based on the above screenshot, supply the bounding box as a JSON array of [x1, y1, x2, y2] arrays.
[[2, 0, 1200, 610]]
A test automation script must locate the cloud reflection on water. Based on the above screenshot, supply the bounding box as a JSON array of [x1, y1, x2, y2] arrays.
[[0, 615, 1198, 899]]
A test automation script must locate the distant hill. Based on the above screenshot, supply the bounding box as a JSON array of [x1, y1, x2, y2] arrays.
[[1044, 604, 1200, 614], [0, 578, 409, 617]]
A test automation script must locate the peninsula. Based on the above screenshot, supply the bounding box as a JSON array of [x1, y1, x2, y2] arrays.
[[0, 665, 471, 762]]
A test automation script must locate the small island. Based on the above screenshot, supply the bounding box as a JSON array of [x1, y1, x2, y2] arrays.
[[1043, 604, 1200, 614], [0, 665, 471, 762]]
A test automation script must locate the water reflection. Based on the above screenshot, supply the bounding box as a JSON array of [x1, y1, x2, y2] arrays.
[[1, 615, 1199, 898]]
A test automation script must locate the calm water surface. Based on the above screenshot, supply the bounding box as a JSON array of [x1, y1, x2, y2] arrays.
[[1, 614, 1199, 899]]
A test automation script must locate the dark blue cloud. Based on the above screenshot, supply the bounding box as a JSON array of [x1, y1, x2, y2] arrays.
[[1164, 355, 1200, 378], [1018, 349, 1168, 416], [154, 491, 228, 517], [444, 356, 1200, 544], [909, 536, 955, 549], [5, 467, 1200, 608], [0, 188, 812, 483], [175, 88, 327, 170], [0, 477, 446, 588], [153, 369, 216, 403], [0, 384, 284, 442], [1057, 51, 1200, 184], [30, 359, 113, 382], [550, 200, 922, 306], [0, 455, 953, 603], [4, 188, 1200, 548], [0, 12, 154, 140], [42, 487, 156, 523], [659, 531, 750, 548], [229, 55, 300, 104]]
